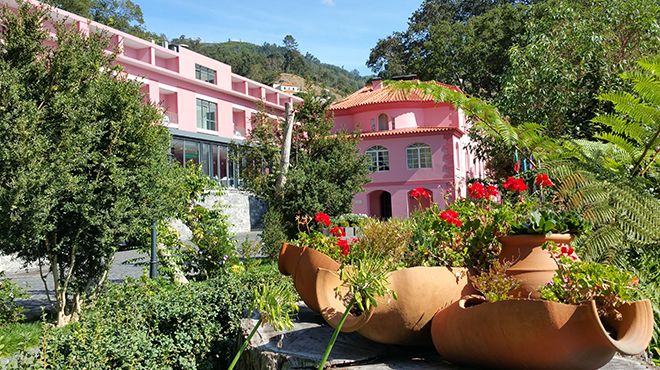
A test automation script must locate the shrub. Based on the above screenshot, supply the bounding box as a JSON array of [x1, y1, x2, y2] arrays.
[[261, 208, 288, 259], [7, 273, 257, 369], [0, 272, 27, 325]]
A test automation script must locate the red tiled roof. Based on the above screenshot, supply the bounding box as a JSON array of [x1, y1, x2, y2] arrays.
[[329, 80, 461, 111], [360, 127, 456, 138]]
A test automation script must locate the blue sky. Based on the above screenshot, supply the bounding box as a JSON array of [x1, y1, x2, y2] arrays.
[[137, 0, 421, 76]]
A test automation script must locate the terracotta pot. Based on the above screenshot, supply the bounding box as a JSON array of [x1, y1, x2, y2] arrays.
[[292, 247, 340, 313], [431, 296, 654, 370], [498, 233, 574, 298], [278, 243, 303, 276], [316, 266, 476, 346]]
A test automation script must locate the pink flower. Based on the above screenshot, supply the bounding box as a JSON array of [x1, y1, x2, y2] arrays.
[[314, 212, 331, 227], [468, 182, 486, 199], [330, 226, 346, 237], [535, 173, 554, 188], [439, 209, 462, 228], [410, 187, 431, 199], [502, 176, 528, 192]]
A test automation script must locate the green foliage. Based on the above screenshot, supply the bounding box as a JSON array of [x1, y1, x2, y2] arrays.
[[540, 257, 639, 318], [510, 209, 589, 236], [7, 274, 257, 369], [470, 261, 521, 303], [234, 92, 370, 238], [0, 3, 184, 322], [0, 272, 28, 325], [368, 0, 529, 98], [0, 322, 42, 358], [250, 281, 299, 332], [499, 0, 659, 138], [591, 55, 660, 192], [353, 218, 412, 267], [261, 208, 288, 259], [337, 255, 395, 316], [332, 213, 368, 227]]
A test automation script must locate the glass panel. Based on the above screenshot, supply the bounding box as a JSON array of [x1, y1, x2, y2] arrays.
[[201, 143, 211, 176], [420, 146, 432, 168], [184, 140, 199, 165], [407, 148, 418, 169], [171, 137, 184, 165], [218, 145, 228, 185], [378, 114, 388, 131], [378, 150, 389, 171], [196, 99, 203, 128], [211, 144, 218, 179]]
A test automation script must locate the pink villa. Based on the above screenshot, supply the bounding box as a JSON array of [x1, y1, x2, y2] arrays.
[[330, 78, 486, 218], [6, 0, 302, 186]]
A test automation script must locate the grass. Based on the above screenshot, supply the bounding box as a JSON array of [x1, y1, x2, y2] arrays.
[[0, 322, 42, 357]]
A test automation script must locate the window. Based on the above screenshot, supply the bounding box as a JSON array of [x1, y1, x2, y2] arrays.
[[196, 98, 217, 130], [195, 64, 216, 84], [169, 137, 240, 187], [378, 114, 389, 131], [365, 145, 389, 172], [407, 143, 432, 169]]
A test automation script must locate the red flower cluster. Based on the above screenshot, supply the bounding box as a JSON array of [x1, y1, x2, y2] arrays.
[[467, 183, 500, 200], [467, 182, 486, 198], [330, 226, 346, 237], [559, 244, 577, 261], [502, 176, 528, 192], [315, 212, 331, 227], [337, 238, 350, 255], [535, 173, 554, 188], [439, 209, 462, 227], [410, 187, 431, 199]]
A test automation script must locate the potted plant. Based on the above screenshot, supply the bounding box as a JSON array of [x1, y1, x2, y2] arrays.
[[431, 252, 653, 370]]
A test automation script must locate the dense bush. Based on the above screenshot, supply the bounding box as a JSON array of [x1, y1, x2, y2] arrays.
[[7, 270, 281, 370], [261, 208, 288, 259], [0, 272, 27, 325]]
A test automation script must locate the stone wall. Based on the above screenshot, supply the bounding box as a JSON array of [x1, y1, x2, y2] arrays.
[[200, 188, 266, 234]]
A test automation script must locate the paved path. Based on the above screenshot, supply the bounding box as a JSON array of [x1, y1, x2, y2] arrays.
[[236, 304, 655, 370]]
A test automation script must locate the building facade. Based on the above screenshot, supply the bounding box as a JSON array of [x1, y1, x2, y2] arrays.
[[11, 0, 303, 186], [330, 79, 485, 218]]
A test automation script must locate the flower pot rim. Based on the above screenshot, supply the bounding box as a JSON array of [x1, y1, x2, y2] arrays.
[[497, 233, 574, 241], [316, 267, 375, 332]]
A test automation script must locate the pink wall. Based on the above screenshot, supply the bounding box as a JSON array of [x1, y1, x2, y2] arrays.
[[16, 0, 303, 141], [333, 102, 459, 133]]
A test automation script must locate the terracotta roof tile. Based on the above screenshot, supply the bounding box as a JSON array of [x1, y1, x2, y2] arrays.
[[360, 127, 456, 138], [330, 80, 461, 111]]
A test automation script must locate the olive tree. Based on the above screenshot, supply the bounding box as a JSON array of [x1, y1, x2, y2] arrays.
[[0, 2, 181, 325]]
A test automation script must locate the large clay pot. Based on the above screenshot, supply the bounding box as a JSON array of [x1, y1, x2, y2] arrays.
[[278, 243, 303, 276], [431, 296, 654, 370], [498, 233, 573, 298], [278, 244, 340, 313], [316, 266, 476, 346]]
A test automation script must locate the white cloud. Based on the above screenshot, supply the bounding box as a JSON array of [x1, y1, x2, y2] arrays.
[[321, 0, 335, 6]]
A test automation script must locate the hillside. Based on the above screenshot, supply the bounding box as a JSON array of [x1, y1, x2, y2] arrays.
[[170, 37, 366, 97]]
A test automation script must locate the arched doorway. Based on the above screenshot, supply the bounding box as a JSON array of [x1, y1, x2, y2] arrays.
[[368, 190, 392, 219]]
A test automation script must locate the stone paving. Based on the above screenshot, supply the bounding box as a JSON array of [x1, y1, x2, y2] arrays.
[[236, 304, 654, 370]]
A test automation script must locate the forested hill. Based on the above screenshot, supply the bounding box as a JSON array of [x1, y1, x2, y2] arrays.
[[170, 36, 366, 96]]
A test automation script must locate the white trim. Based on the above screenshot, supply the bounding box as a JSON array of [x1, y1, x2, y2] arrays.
[[158, 82, 178, 92], [195, 93, 220, 104], [197, 128, 219, 136]]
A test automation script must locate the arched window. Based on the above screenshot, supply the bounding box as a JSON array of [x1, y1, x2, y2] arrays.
[[365, 145, 390, 172], [378, 113, 389, 131], [406, 143, 432, 169]]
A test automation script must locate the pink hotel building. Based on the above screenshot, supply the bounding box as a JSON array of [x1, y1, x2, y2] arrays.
[[7, 0, 303, 186], [8, 1, 483, 218], [330, 79, 485, 218]]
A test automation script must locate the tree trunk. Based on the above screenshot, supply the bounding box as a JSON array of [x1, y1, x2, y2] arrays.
[[156, 243, 189, 285], [276, 102, 295, 192]]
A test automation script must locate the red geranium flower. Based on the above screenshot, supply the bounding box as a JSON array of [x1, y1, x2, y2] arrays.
[[439, 209, 462, 227], [314, 212, 331, 227], [535, 173, 554, 188], [502, 176, 528, 192], [337, 238, 350, 255], [467, 182, 486, 199], [330, 226, 346, 237], [559, 244, 577, 260], [410, 187, 431, 199], [485, 185, 499, 198]]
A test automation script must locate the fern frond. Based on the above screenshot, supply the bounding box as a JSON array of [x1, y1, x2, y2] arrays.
[[592, 114, 648, 145], [593, 132, 639, 161]]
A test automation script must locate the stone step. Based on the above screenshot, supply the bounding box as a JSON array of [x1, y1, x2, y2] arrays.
[[234, 304, 653, 370]]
